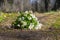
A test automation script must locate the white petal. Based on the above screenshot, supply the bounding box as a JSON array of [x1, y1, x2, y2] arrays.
[[35, 23, 42, 30], [25, 11, 29, 14]]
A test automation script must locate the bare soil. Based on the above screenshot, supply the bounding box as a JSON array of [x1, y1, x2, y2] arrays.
[[0, 30, 59, 40]]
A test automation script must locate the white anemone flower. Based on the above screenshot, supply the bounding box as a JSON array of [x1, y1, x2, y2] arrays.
[[30, 13, 38, 20], [30, 14, 34, 17], [17, 24, 20, 27], [22, 17, 24, 20], [25, 11, 29, 14], [30, 14, 36, 18], [19, 18, 21, 21], [28, 17, 32, 20], [29, 23, 34, 30], [29, 11, 33, 13], [35, 23, 42, 30], [34, 17, 38, 21], [22, 21, 27, 26], [29, 17, 32, 20], [24, 13, 27, 16]]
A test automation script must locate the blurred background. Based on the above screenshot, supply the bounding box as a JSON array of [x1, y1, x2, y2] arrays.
[[0, 0, 60, 13]]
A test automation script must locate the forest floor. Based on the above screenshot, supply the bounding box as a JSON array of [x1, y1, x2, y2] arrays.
[[0, 30, 60, 40], [0, 11, 60, 40], [35, 11, 60, 30]]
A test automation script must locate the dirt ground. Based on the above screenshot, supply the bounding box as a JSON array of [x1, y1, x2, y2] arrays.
[[0, 30, 59, 40]]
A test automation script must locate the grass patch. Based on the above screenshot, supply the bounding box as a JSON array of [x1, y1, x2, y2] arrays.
[[53, 17, 60, 29]]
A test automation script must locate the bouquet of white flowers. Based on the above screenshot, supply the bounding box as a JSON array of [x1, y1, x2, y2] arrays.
[[12, 11, 42, 30]]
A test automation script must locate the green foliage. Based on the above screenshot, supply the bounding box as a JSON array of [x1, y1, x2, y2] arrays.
[[0, 12, 5, 22], [0, 16, 4, 22], [12, 11, 40, 30]]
